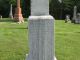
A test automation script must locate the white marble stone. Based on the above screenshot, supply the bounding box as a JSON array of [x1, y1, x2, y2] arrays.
[[26, 15, 54, 60], [9, 4, 13, 19], [26, 0, 56, 60]]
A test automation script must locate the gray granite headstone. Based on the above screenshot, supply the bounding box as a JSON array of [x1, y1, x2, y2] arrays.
[[26, 0, 56, 60]]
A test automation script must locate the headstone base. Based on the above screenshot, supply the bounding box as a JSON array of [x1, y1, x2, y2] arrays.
[[26, 54, 57, 60], [26, 15, 56, 60], [9, 15, 13, 19], [14, 7, 24, 23]]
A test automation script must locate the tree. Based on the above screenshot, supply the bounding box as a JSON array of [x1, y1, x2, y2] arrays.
[[49, 0, 80, 19]]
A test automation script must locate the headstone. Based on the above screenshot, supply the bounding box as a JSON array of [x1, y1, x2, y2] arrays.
[[9, 4, 13, 19], [72, 6, 77, 23], [14, 0, 24, 23], [0, 15, 2, 20], [26, 0, 56, 60], [75, 13, 80, 23], [65, 15, 71, 23]]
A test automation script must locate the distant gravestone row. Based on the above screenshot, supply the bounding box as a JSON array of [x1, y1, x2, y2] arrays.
[[65, 5, 80, 24], [72, 6, 80, 24]]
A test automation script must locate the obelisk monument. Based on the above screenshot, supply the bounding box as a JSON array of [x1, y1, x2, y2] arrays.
[[14, 0, 24, 23], [72, 6, 77, 23], [26, 0, 56, 60], [9, 4, 13, 19]]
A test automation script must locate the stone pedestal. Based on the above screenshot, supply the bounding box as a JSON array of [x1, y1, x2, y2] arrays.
[[26, 15, 56, 60], [14, 0, 24, 23], [26, 0, 57, 59], [14, 7, 24, 22]]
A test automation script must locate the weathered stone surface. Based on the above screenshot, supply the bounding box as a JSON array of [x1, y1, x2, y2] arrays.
[[31, 0, 49, 15], [27, 15, 54, 60], [26, 0, 56, 59]]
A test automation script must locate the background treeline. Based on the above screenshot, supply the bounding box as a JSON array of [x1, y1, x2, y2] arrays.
[[0, 0, 80, 19]]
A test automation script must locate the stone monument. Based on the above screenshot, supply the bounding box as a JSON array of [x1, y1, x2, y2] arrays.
[[9, 4, 13, 19], [14, 0, 24, 23], [76, 13, 80, 23], [72, 6, 77, 23], [26, 0, 56, 60], [65, 15, 71, 23]]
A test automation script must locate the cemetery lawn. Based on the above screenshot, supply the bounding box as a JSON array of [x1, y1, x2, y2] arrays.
[[0, 19, 80, 60], [0, 18, 28, 60], [55, 20, 80, 60]]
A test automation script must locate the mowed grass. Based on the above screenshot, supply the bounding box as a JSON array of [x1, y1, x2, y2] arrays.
[[0, 18, 28, 60], [55, 20, 80, 60], [0, 19, 80, 60]]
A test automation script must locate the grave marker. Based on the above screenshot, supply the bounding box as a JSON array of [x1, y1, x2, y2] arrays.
[[26, 0, 56, 60]]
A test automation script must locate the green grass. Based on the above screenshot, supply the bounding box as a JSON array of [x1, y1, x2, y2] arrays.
[[0, 19, 80, 60], [55, 20, 80, 60], [0, 18, 28, 60]]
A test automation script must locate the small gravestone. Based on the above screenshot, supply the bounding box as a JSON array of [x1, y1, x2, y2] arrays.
[[0, 15, 2, 20], [9, 4, 13, 19], [65, 15, 71, 23], [72, 6, 77, 23], [75, 13, 80, 23], [26, 0, 56, 60]]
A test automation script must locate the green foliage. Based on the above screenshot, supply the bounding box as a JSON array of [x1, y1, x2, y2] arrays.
[[6, 0, 16, 5], [0, 0, 16, 17], [50, 0, 80, 19]]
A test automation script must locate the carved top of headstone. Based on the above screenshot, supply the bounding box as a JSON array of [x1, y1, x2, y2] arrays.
[[74, 6, 77, 9], [31, 0, 49, 16], [9, 4, 13, 16], [66, 15, 70, 19], [11, 4, 12, 7], [10, 4, 12, 13]]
